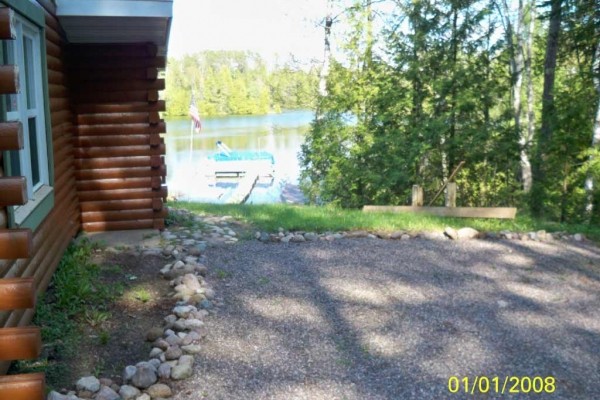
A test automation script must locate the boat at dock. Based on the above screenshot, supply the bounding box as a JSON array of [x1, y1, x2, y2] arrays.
[[204, 141, 275, 178]]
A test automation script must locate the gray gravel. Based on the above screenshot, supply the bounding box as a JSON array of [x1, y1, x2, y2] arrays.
[[173, 238, 600, 400]]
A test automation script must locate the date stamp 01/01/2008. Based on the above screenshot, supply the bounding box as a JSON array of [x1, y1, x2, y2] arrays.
[[448, 376, 556, 395]]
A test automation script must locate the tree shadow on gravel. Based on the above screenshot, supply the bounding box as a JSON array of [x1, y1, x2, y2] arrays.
[[175, 238, 600, 400]]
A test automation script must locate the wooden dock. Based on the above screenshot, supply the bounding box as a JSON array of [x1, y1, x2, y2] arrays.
[[226, 171, 259, 204], [363, 205, 517, 219]]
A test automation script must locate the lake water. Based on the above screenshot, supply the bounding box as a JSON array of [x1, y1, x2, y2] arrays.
[[164, 110, 314, 203]]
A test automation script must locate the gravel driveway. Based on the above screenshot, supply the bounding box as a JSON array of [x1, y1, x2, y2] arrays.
[[173, 238, 600, 400]]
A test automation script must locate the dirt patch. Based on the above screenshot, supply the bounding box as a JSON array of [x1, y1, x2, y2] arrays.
[[58, 250, 171, 388]]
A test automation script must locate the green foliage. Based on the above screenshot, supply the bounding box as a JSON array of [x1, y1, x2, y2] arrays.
[[298, 0, 600, 225], [164, 51, 319, 117]]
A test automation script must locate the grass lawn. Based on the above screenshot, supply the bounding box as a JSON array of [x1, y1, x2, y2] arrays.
[[169, 202, 600, 241]]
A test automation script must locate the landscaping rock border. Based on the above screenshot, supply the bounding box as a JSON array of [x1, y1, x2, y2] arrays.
[[47, 210, 236, 400]]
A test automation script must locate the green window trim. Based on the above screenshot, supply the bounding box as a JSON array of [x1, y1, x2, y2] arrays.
[[1, 0, 55, 231]]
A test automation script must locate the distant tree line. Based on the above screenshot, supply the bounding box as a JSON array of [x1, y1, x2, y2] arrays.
[[164, 51, 319, 117], [300, 0, 600, 224]]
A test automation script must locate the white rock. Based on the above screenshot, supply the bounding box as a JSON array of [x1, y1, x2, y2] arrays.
[[390, 231, 405, 239], [147, 383, 173, 398], [173, 305, 194, 318], [182, 344, 202, 354], [123, 366, 137, 382], [95, 386, 120, 400], [497, 300, 509, 308], [149, 347, 163, 359], [574, 233, 584, 241], [158, 363, 172, 379], [119, 385, 141, 400], [148, 358, 161, 370], [135, 394, 151, 400], [457, 227, 479, 240], [47, 391, 70, 400], [130, 363, 157, 389], [444, 227, 459, 240], [184, 318, 204, 329], [291, 234, 306, 242], [76, 376, 100, 393]]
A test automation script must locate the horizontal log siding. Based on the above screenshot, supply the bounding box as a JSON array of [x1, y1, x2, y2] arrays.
[[70, 43, 167, 232], [0, 9, 80, 374]]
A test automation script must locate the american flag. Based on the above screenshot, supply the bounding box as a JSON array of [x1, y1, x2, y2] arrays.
[[189, 93, 202, 133]]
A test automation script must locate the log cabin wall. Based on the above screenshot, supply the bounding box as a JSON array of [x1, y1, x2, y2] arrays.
[[0, 5, 79, 379], [69, 43, 168, 232]]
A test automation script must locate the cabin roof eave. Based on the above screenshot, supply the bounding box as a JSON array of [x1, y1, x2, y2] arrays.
[[55, 0, 173, 55]]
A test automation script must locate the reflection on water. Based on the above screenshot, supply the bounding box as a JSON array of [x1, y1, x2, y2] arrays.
[[164, 110, 313, 203]]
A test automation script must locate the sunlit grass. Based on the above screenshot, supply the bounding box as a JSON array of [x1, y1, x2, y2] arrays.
[[169, 202, 600, 241]]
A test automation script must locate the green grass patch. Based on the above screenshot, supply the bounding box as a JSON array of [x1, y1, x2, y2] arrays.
[[215, 268, 232, 279], [169, 202, 600, 241], [125, 286, 152, 303], [10, 239, 121, 389]]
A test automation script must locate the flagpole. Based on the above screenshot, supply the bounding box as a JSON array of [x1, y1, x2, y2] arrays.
[[189, 119, 194, 164]]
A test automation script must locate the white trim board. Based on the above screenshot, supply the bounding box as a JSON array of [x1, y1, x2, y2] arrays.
[[56, 0, 173, 18]]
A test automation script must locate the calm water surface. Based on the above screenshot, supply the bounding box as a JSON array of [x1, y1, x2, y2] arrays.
[[165, 110, 314, 203]]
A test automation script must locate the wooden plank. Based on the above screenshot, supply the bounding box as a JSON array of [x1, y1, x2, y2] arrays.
[[74, 134, 161, 148], [363, 206, 517, 219], [81, 208, 168, 223], [48, 83, 68, 98], [76, 176, 161, 191], [446, 182, 457, 207], [77, 122, 165, 136], [74, 143, 165, 159], [73, 101, 165, 114], [0, 122, 23, 150], [74, 155, 162, 170], [226, 173, 259, 204], [82, 219, 155, 232], [0, 326, 41, 360], [0, 229, 32, 259], [0, 8, 16, 40], [47, 70, 65, 85], [0, 373, 45, 400], [73, 90, 159, 104], [79, 198, 159, 212], [45, 40, 61, 59], [77, 187, 167, 202], [0, 65, 19, 94], [74, 79, 165, 93], [68, 67, 159, 82], [45, 23, 62, 46], [0, 277, 35, 310], [153, 218, 165, 230], [75, 165, 165, 180], [0, 177, 28, 206], [411, 185, 423, 207], [46, 54, 62, 71], [76, 112, 160, 125]]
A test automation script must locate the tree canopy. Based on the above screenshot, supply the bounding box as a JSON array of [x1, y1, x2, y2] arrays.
[[164, 51, 319, 117], [300, 0, 600, 224]]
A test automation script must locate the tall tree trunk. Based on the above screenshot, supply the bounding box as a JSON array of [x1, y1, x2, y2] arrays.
[[585, 38, 600, 221], [449, 5, 459, 174], [318, 2, 333, 99], [522, 0, 535, 192], [499, 0, 528, 192], [531, 0, 562, 217]]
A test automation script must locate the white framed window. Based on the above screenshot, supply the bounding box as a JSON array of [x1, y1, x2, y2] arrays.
[[2, 12, 53, 227]]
